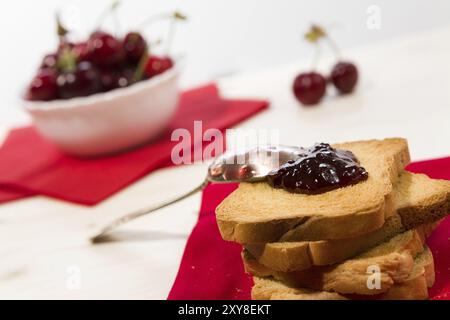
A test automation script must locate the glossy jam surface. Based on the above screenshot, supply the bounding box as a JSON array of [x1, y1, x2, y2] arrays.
[[267, 143, 368, 194]]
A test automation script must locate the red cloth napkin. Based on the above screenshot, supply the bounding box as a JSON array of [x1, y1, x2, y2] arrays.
[[0, 84, 268, 205], [168, 156, 450, 300]]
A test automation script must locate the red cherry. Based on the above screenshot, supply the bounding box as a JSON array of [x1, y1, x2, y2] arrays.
[[144, 56, 173, 78], [99, 69, 120, 92], [72, 42, 90, 62], [117, 68, 135, 87], [27, 69, 59, 101], [123, 32, 147, 63], [99, 67, 135, 92], [40, 53, 58, 70], [86, 31, 125, 67], [330, 62, 358, 94], [292, 72, 327, 105], [57, 61, 101, 99]]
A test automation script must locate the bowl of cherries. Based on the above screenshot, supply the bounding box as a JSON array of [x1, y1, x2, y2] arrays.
[[22, 11, 185, 157]]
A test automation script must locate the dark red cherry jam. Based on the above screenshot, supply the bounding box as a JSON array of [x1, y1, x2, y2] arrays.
[[267, 143, 368, 194]]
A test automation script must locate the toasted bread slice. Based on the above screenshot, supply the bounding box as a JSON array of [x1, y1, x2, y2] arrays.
[[252, 277, 347, 300], [381, 247, 435, 300], [244, 228, 433, 295], [246, 172, 450, 272], [216, 138, 410, 243], [251, 246, 434, 300]]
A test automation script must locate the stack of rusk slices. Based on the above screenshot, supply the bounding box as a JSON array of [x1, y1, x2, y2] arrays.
[[215, 138, 450, 300]]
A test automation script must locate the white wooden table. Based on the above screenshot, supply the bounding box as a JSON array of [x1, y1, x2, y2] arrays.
[[0, 27, 449, 299]]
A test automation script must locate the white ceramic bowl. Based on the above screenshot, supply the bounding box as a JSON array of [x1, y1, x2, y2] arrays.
[[22, 61, 181, 157]]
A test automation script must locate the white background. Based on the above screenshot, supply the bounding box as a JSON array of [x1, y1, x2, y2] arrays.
[[0, 1, 450, 299], [1, 0, 450, 124]]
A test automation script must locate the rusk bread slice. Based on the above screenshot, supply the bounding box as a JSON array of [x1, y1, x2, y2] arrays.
[[251, 246, 434, 300], [380, 247, 435, 300], [216, 138, 410, 243], [246, 172, 450, 272], [244, 228, 433, 295], [252, 277, 347, 300]]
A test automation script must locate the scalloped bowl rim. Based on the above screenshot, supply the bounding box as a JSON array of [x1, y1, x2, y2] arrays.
[[22, 57, 184, 112]]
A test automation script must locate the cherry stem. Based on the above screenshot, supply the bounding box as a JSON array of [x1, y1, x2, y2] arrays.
[[324, 36, 341, 60], [165, 18, 176, 55], [132, 39, 163, 82], [111, 4, 122, 36], [137, 11, 186, 29], [57, 48, 77, 73], [56, 12, 69, 43], [137, 12, 173, 28], [95, 0, 121, 31], [138, 11, 186, 56], [133, 47, 150, 82], [304, 24, 341, 65], [310, 43, 322, 70]]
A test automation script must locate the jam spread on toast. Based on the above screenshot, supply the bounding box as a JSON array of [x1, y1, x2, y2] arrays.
[[267, 143, 368, 194]]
